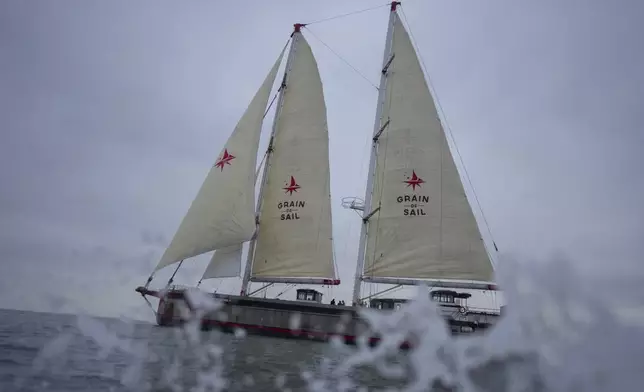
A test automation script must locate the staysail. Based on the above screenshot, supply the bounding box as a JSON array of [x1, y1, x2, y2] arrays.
[[249, 31, 336, 281], [360, 14, 494, 284], [201, 243, 243, 280], [154, 47, 286, 272]]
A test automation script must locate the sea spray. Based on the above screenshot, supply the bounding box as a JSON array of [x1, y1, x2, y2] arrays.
[[160, 287, 228, 392], [314, 255, 644, 391], [26, 255, 644, 391]]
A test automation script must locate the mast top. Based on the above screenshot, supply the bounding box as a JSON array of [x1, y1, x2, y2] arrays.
[[390, 1, 401, 11], [292, 23, 306, 35]]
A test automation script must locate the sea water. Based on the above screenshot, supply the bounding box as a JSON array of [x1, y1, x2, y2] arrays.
[[1, 255, 643, 391]]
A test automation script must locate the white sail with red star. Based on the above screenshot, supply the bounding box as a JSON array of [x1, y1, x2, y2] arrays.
[[153, 47, 286, 272], [359, 15, 494, 284], [249, 31, 337, 282]]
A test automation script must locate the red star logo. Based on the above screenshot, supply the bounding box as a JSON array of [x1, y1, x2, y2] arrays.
[[214, 149, 235, 171], [404, 170, 425, 191], [283, 176, 300, 195]]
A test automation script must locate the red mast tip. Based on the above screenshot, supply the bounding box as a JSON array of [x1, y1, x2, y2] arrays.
[[293, 23, 306, 33], [391, 1, 401, 11]]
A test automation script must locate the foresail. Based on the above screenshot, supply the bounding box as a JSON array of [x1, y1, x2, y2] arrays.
[[251, 33, 336, 280], [363, 17, 494, 282], [154, 47, 286, 272], [201, 243, 243, 280]]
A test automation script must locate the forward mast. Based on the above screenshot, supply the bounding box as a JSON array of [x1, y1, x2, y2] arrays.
[[241, 23, 340, 295]]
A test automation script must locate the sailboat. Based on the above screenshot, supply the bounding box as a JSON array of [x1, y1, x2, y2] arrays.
[[135, 1, 501, 345]]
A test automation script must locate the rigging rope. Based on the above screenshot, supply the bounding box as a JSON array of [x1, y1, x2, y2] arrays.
[[276, 284, 295, 298], [304, 26, 379, 91], [304, 2, 391, 26], [263, 89, 281, 119], [140, 294, 158, 316], [399, 6, 500, 267], [255, 38, 291, 182]]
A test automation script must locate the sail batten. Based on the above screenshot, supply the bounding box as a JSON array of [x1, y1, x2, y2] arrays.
[[154, 47, 286, 272], [360, 16, 494, 283], [249, 32, 337, 281]]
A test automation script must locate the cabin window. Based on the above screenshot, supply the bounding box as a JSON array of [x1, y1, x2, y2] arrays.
[[306, 293, 314, 301], [431, 292, 455, 303]]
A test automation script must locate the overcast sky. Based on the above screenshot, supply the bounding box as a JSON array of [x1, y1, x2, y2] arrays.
[[1, 0, 642, 319]]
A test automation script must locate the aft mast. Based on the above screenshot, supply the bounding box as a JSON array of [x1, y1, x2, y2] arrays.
[[241, 23, 340, 295], [351, 1, 496, 305]]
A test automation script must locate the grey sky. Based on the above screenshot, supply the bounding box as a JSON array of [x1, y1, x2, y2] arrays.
[[1, 0, 642, 319]]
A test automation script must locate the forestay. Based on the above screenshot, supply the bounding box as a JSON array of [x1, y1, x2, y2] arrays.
[[251, 33, 336, 280], [154, 47, 286, 272], [362, 17, 494, 282]]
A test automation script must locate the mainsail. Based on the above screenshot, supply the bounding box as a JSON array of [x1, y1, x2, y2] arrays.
[[153, 47, 286, 272], [247, 29, 337, 282], [354, 6, 494, 299]]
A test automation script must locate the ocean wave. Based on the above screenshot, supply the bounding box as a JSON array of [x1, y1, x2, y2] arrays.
[[21, 255, 644, 391]]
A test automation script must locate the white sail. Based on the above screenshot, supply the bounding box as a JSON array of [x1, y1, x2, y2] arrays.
[[362, 17, 494, 282], [154, 48, 286, 272], [201, 243, 243, 280], [250, 33, 336, 280]]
